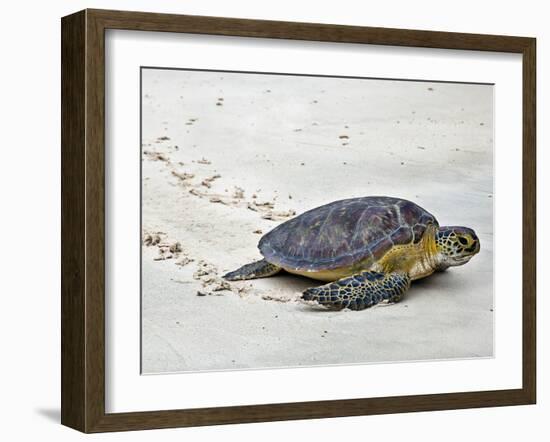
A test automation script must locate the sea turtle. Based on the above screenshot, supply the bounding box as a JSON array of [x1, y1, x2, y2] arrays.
[[223, 196, 480, 311]]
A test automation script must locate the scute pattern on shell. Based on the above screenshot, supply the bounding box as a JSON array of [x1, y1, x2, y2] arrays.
[[258, 196, 438, 271]]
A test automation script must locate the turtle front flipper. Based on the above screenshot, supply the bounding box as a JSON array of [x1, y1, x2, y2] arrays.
[[302, 271, 411, 311], [223, 259, 282, 281]]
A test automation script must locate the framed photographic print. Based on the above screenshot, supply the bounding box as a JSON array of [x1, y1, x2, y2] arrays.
[[61, 9, 536, 433]]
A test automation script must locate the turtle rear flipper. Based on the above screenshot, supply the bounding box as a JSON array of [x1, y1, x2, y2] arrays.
[[223, 259, 281, 281], [302, 271, 411, 311]]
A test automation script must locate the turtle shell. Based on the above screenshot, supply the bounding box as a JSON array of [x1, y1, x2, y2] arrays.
[[258, 196, 438, 271]]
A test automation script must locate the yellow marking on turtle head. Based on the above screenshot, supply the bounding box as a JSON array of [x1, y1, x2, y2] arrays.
[[376, 224, 439, 280]]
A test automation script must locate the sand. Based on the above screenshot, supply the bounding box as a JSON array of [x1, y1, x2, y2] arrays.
[[140, 68, 494, 374]]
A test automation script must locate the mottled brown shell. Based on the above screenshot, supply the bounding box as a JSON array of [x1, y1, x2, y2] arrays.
[[259, 196, 438, 271]]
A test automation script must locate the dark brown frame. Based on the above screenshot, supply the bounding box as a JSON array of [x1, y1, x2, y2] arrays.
[[61, 8, 536, 433]]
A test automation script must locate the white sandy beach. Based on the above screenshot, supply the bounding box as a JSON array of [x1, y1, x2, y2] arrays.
[[140, 68, 494, 374]]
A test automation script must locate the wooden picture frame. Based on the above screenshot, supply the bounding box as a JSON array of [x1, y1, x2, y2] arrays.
[[61, 8, 536, 433]]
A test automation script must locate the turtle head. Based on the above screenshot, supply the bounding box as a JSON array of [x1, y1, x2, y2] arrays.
[[435, 226, 480, 270]]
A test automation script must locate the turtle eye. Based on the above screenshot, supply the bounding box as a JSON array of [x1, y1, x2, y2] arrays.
[[458, 236, 468, 245]]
